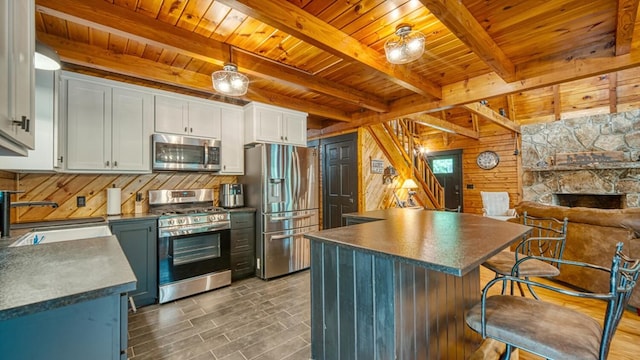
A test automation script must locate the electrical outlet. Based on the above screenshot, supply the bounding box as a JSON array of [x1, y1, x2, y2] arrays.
[[77, 196, 86, 207]]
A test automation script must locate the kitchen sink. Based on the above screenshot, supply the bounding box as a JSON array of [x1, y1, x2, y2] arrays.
[[10, 225, 112, 247]]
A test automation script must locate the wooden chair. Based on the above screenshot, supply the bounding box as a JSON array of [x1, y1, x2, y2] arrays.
[[466, 242, 640, 360], [482, 212, 568, 299]]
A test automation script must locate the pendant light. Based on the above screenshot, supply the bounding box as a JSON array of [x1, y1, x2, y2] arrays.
[[212, 46, 249, 97], [35, 41, 61, 71], [384, 24, 425, 65], [212, 63, 248, 96]]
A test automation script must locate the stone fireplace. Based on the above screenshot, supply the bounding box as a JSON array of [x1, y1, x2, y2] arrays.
[[554, 193, 626, 209], [521, 110, 640, 208]]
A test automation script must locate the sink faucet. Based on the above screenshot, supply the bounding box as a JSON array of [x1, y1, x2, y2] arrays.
[[0, 190, 59, 238]]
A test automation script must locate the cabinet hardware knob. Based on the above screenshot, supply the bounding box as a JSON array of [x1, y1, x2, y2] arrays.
[[114, 161, 118, 167], [285, 136, 288, 140], [58, 156, 64, 163], [184, 127, 188, 132], [106, 160, 110, 167], [148, 227, 152, 232], [280, 136, 284, 140], [190, 127, 193, 133]]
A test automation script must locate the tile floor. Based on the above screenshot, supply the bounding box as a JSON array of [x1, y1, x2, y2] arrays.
[[127, 271, 311, 360]]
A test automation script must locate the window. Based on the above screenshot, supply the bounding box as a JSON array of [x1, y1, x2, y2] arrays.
[[432, 158, 453, 174]]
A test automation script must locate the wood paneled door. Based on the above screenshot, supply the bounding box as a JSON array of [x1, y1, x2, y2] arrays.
[[428, 150, 463, 211], [321, 133, 358, 229]]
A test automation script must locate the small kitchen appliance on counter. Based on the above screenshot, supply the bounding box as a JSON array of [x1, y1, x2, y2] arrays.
[[148, 189, 231, 304], [219, 184, 244, 208]]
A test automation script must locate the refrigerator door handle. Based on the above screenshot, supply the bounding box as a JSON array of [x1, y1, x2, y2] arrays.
[[292, 149, 300, 206], [270, 214, 313, 221], [270, 234, 295, 241]]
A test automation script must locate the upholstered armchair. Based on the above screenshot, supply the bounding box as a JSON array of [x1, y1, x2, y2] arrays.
[[481, 191, 516, 221]]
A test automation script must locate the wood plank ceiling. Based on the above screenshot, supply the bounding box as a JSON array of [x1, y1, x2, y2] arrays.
[[34, 0, 640, 137]]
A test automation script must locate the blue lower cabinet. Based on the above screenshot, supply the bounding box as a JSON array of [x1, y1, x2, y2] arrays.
[[110, 219, 158, 307]]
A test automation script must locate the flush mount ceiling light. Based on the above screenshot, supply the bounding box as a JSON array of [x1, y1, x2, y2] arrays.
[[211, 63, 249, 96], [384, 24, 425, 65], [35, 41, 61, 71]]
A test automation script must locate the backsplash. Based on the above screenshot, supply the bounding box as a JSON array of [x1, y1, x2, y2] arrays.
[[5, 172, 237, 223]]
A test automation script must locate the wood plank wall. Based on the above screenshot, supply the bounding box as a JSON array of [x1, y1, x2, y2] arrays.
[[360, 128, 403, 211], [3, 172, 236, 224], [421, 124, 520, 215]]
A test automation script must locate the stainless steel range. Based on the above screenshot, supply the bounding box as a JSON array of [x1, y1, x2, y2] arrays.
[[149, 189, 231, 304]]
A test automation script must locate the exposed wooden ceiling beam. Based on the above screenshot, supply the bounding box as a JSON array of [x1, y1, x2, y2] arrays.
[[616, 0, 640, 55], [39, 34, 351, 122], [341, 50, 640, 129], [217, 0, 442, 99], [409, 114, 479, 139], [419, 0, 516, 82], [461, 103, 521, 133], [35, 0, 388, 113]]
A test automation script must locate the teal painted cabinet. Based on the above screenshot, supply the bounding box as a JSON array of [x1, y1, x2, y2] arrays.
[[110, 219, 158, 307]]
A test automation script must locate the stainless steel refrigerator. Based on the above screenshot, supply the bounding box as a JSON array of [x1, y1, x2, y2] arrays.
[[241, 143, 319, 279]]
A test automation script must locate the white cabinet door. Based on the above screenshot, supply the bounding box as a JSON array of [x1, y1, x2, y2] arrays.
[[0, 0, 11, 145], [283, 112, 307, 146], [154, 95, 188, 134], [254, 107, 283, 143], [65, 79, 111, 171], [220, 106, 244, 174], [244, 102, 307, 145], [112, 87, 153, 171], [3, 70, 58, 170], [10, 0, 34, 148], [0, 0, 34, 151], [188, 101, 221, 139]]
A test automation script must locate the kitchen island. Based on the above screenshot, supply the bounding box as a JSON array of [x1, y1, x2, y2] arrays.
[[0, 235, 136, 360], [305, 208, 531, 360]]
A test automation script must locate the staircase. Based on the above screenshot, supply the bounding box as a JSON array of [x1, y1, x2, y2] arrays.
[[367, 119, 445, 209]]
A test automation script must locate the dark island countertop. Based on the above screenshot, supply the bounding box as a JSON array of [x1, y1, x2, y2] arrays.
[[0, 235, 136, 321], [307, 208, 531, 276]]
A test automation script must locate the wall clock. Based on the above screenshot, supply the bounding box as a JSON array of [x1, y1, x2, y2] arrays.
[[476, 151, 500, 170]]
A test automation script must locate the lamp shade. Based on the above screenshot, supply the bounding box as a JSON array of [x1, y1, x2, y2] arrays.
[[384, 25, 425, 65], [35, 41, 61, 71], [401, 178, 418, 189], [212, 63, 249, 96]]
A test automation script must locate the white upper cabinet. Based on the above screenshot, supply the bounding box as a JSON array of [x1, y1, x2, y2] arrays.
[[244, 102, 307, 146], [155, 94, 221, 139], [188, 100, 221, 139], [61, 72, 153, 173], [2, 70, 60, 171], [219, 106, 244, 175], [0, 0, 35, 155]]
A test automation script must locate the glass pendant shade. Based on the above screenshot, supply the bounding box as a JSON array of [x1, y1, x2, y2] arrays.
[[212, 63, 249, 96], [35, 41, 61, 71], [384, 25, 425, 64]]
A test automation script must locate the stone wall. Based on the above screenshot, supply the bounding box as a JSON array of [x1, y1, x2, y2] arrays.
[[521, 110, 640, 208]]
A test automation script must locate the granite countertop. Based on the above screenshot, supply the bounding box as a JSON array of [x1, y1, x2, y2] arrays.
[[308, 208, 531, 277], [0, 235, 136, 321]]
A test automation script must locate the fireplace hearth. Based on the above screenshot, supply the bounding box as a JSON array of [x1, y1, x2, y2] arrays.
[[554, 193, 626, 209]]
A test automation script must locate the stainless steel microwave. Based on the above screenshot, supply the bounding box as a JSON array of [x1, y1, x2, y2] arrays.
[[152, 134, 221, 172]]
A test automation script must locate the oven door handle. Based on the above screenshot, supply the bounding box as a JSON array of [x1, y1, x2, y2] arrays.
[[270, 214, 312, 221]]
